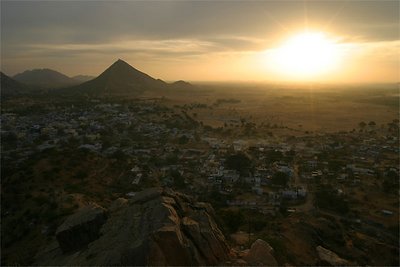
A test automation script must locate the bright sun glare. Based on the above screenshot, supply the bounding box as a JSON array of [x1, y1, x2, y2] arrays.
[[270, 32, 342, 79]]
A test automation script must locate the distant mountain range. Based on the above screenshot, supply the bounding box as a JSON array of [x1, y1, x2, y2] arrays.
[[1, 72, 30, 98], [171, 80, 194, 89], [71, 75, 95, 83], [2, 59, 194, 97], [13, 68, 80, 89], [66, 59, 194, 96]]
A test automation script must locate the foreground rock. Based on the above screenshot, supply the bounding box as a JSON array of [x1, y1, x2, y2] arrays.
[[55, 203, 107, 252], [316, 246, 349, 266], [35, 188, 230, 266], [243, 239, 278, 266]]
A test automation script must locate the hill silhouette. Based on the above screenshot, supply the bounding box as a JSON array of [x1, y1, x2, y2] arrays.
[[72, 75, 95, 83], [13, 68, 78, 89], [1, 72, 30, 98], [69, 59, 167, 95], [171, 80, 195, 89]]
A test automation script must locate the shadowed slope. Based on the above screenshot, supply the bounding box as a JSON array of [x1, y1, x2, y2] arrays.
[[1, 72, 30, 98], [13, 69, 78, 89]]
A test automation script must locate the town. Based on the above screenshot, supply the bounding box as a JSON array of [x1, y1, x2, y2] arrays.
[[1, 95, 399, 265]]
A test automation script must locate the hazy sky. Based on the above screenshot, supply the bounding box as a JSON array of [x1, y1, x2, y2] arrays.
[[1, 0, 399, 82]]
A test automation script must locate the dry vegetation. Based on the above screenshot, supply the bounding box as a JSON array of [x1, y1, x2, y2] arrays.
[[144, 83, 398, 131]]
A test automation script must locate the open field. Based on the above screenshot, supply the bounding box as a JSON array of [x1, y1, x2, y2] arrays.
[[143, 83, 399, 132]]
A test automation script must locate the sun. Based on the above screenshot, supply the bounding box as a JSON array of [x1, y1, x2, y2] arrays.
[[270, 31, 342, 79]]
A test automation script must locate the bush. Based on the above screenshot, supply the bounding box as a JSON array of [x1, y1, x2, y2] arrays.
[[382, 170, 399, 194], [251, 218, 268, 232], [74, 170, 88, 180], [165, 153, 178, 165], [225, 153, 253, 175], [266, 150, 284, 163], [220, 209, 245, 233], [263, 236, 290, 264], [171, 170, 185, 189], [272, 171, 289, 187], [33, 195, 48, 206], [314, 185, 349, 214]]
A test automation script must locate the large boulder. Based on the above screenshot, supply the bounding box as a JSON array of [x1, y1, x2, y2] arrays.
[[55, 203, 107, 252], [316, 246, 349, 266], [36, 188, 230, 266], [243, 239, 278, 266]]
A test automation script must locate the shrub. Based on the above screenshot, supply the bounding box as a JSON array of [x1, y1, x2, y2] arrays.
[[225, 153, 253, 175], [220, 209, 245, 233], [272, 171, 289, 187], [314, 185, 349, 214], [74, 170, 88, 180]]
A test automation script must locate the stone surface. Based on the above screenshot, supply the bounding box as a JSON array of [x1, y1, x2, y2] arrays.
[[316, 245, 349, 266], [36, 188, 230, 266], [243, 239, 278, 266], [108, 198, 128, 211], [231, 231, 250, 246], [55, 203, 107, 252], [235, 258, 249, 266]]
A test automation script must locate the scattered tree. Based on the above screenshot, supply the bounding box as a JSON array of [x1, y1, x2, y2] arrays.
[[220, 210, 245, 233], [225, 153, 253, 175], [271, 171, 289, 187]]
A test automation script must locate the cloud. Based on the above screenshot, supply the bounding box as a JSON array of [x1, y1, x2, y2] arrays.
[[2, 1, 397, 44], [1, 1, 398, 81]]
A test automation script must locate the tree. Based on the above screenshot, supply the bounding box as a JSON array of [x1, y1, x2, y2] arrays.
[[271, 171, 289, 187], [112, 149, 126, 161], [225, 153, 253, 175], [328, 160, 342, 173], [252, 220, 267, 232], [382, 169, 399, 194], [368, 121, 376, 127], [178, 135, 189, 144], [285, 150, 296, 162], [2, 132, 18, 149], [358, 121, 366, 129], [165, 153, 178, 165], [314, 185, 349, 214], [244, 122, 256, 135], [220, 210, 245, 233], [266, 150, 284, 163], [171, 170, 185, 189], [74, 170, 88, 180]]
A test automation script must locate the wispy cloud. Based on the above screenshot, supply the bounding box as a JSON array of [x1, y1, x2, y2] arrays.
[[1, 1, 398, 81], [10, 35, 267, 61]]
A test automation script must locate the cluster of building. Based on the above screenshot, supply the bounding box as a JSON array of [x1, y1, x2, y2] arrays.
[[2, 100, 399, 217]]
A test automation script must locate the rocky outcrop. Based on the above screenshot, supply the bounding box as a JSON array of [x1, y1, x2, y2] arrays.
[[243, 239, 278, 266], [316, 246, 349, 266], [55, 203, 107, 252], [35, 188, 230, 266]]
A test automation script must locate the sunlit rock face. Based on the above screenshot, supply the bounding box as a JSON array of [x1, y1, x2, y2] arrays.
[[35, 187, 230, 266]]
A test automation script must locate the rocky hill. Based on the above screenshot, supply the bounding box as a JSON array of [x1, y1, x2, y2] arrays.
[[68, 59, 167, 96], [35, 187, 283, 266], [35, 188, 232, 265]]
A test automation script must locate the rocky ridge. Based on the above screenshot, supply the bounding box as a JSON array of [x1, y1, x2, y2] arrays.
[[35, 188, 232, 265]]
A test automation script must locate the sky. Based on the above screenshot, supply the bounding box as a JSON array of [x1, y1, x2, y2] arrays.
[[1, 0, 399, 82]]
